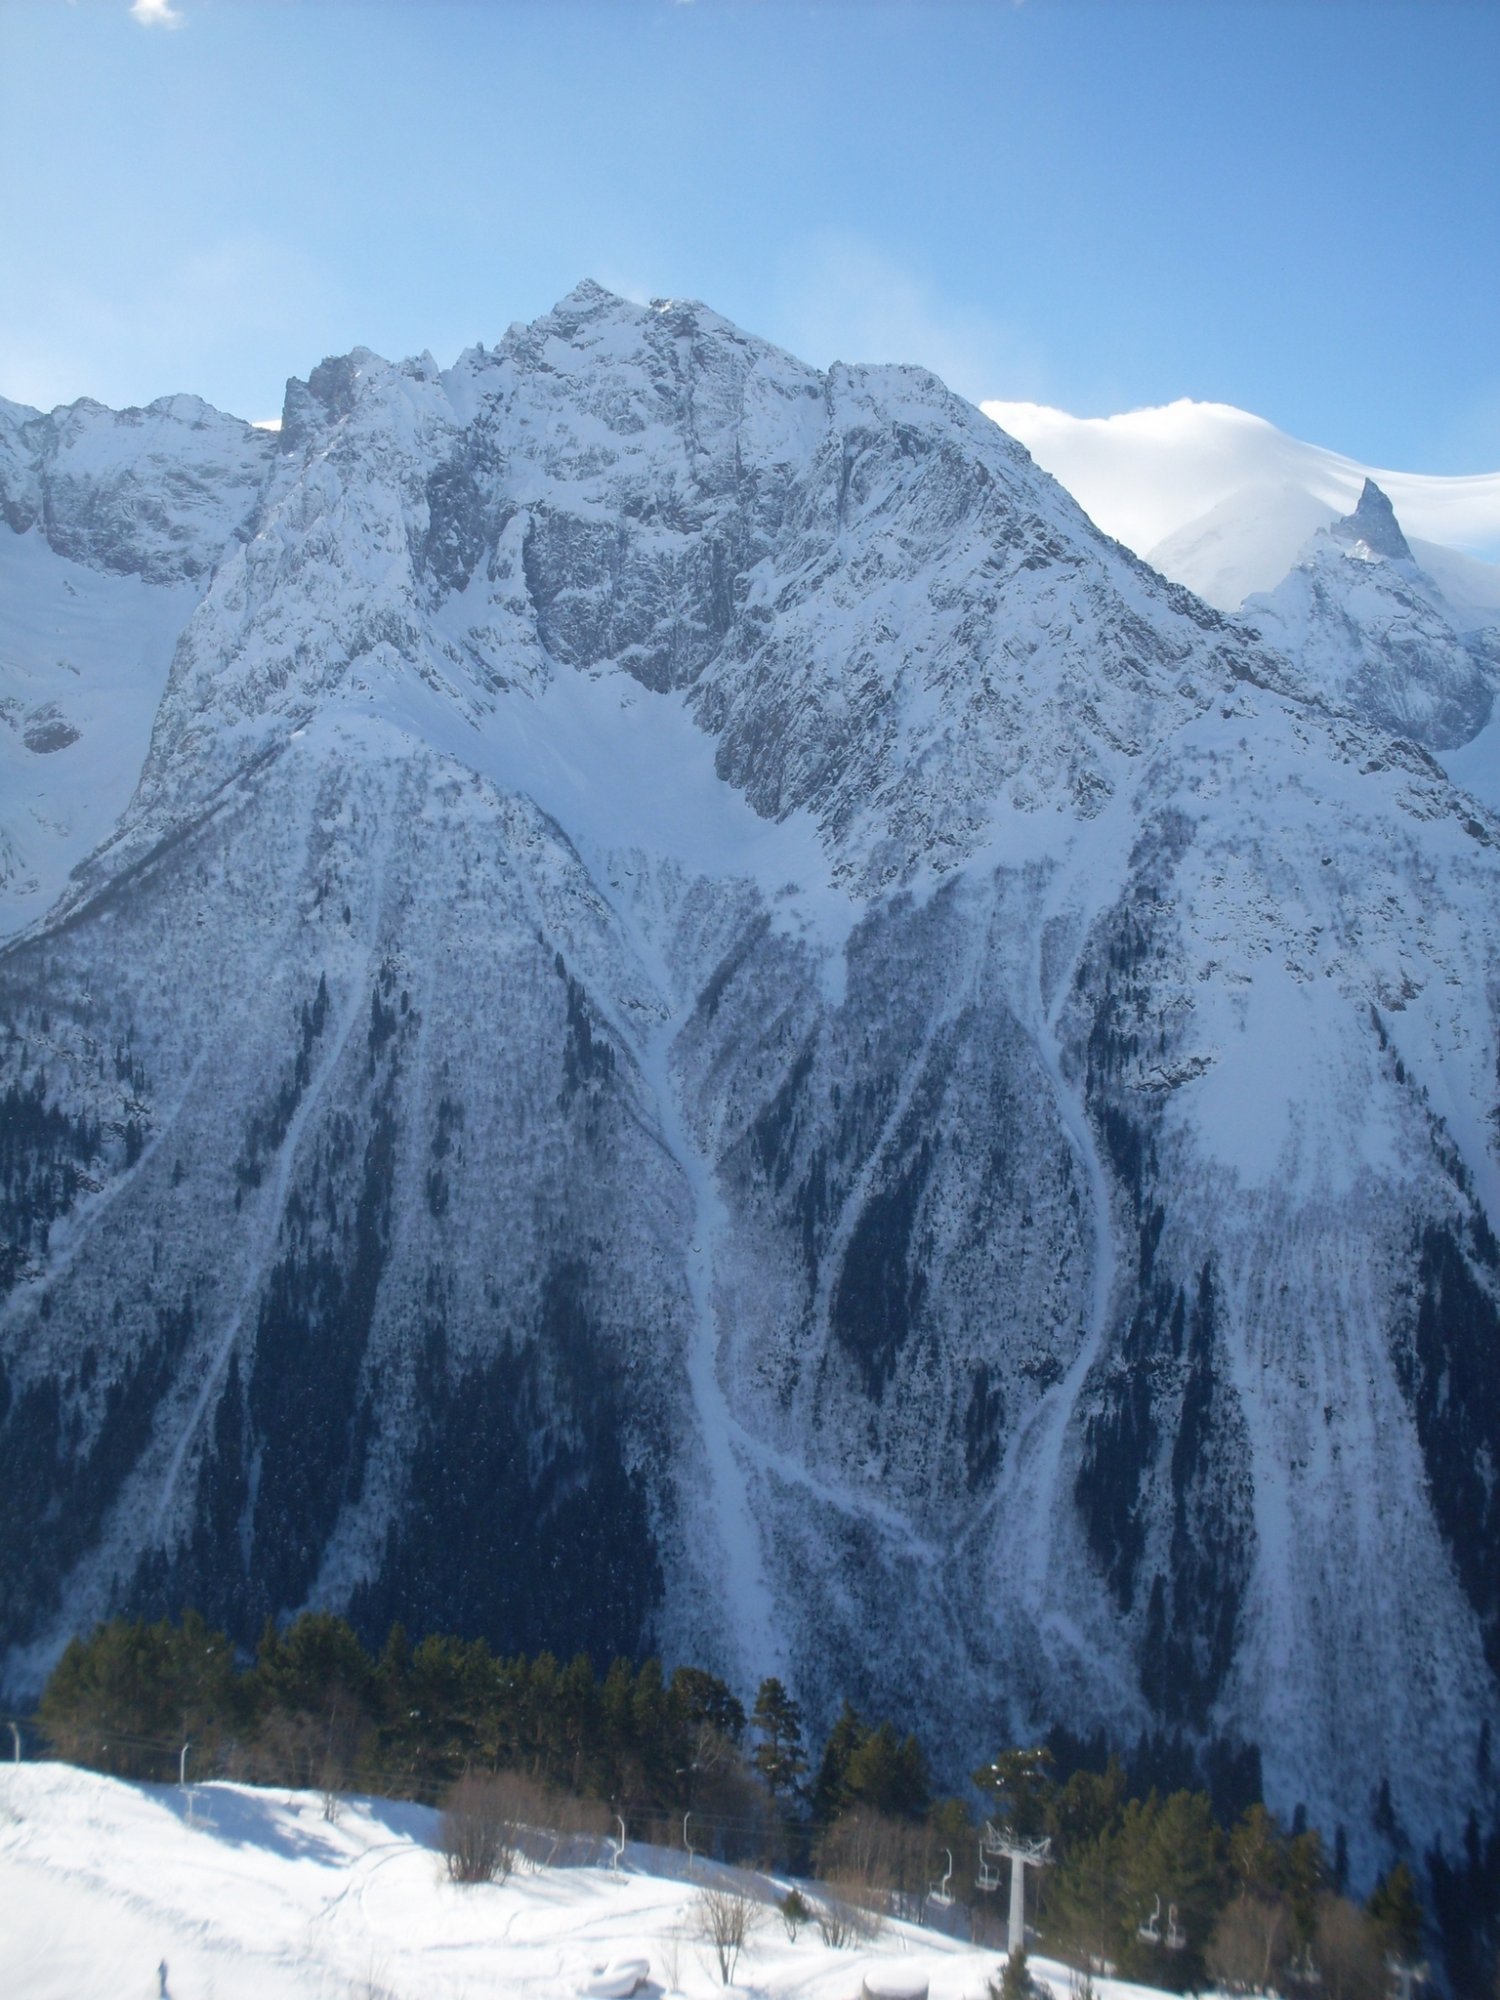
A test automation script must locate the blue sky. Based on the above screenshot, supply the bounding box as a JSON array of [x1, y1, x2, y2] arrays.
[[3, 0, 1497, 470]]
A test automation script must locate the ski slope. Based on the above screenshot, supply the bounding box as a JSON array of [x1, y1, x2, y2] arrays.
[[0, 1763, 1188, 2000]]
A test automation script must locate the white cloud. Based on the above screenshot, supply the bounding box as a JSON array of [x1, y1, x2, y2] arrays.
[[771, 235, 1047, 408], [981, 396, 1500, 582], [129, 0, 184, 28]]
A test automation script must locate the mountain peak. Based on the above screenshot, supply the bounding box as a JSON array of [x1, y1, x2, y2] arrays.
[[1332, 477, 1412, 562], [550, 277, 631, 318]]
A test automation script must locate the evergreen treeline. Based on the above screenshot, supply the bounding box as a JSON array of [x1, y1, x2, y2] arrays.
[[32, 1611, 1452, 1996]]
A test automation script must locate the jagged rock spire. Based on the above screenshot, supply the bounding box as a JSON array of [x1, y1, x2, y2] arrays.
[[1332, 477, 1412, 561]]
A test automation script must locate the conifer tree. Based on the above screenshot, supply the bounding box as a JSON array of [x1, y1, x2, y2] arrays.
[[974, 1746, 1055, 1838], [843, 1719, 930, 1821], [750, 1677, 808, 1811], [812, 1700, 866, 1826], [1367, 1860, 1423, 1963]]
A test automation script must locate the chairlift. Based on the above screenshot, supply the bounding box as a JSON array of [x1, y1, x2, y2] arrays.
[[976, 1847, 1002, 1894], [610, 1812, 626, 1872], [928, 1848, 954, 1909], [1137, 1894, 1162, 1945], [1166, 1903, 1186, 1952]]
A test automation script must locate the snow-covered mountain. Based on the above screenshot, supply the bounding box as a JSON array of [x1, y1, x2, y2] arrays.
[[981, 395, 1500, 611], [2, 285, 1498, 1882], [0, 392, 273, 934], [1241, 479, 1500, 752]]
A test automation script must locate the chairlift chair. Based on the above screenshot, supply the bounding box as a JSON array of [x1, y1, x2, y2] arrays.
[[1166, 1903, 1186, 1952], [976, 1848, 1002, 1894], [1137, 1894, 1162, 1945]]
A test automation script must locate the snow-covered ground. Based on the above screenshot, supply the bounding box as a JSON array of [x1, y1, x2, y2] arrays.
[[0, 1762, 1181, 2000]]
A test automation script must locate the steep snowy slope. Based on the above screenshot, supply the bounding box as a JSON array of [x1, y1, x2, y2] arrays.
[[1, 288, 1497, 1884], [1242, 480, 1499, 750], [0, 392, 272, 935]]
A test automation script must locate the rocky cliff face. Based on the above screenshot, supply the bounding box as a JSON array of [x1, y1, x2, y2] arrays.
[[1, 286, 1497, 1878]]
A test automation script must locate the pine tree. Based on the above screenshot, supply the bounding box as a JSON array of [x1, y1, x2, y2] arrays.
[[843, 1719, 930, 1821], [750, 1677, 808, 1811], [974, 1745, 1055, 1838], [1367, 1860, 1423, 1963], [812, 1700, 866, 1826], [1047, 1823, 1126, 1978]]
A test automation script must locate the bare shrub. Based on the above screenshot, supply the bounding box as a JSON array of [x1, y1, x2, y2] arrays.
[[545, 1789, 611, 1868], [816, 1805, 932, 1915], [439, 1771, 523, 1885], [321, 1766, 343, 1824], [493, 1776, 607, 1870], [1208, 1890, 1293, 1993], [658, 1924, 682, 1992], [1312, 1896, 1386, 2000], [694, 1884, 757, 1985], [814, 1888, 883, 1948]]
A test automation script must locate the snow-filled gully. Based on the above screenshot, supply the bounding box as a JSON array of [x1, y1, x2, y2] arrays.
[[635, 1009, 787, 1690], [1004, 974, 1119, 1599], [958, 862, 1124, 1665], [576, 866, 787, 1696]]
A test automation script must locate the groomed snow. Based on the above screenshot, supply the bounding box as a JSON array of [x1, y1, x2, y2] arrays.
[[0, 1763, 1184, 2000]]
